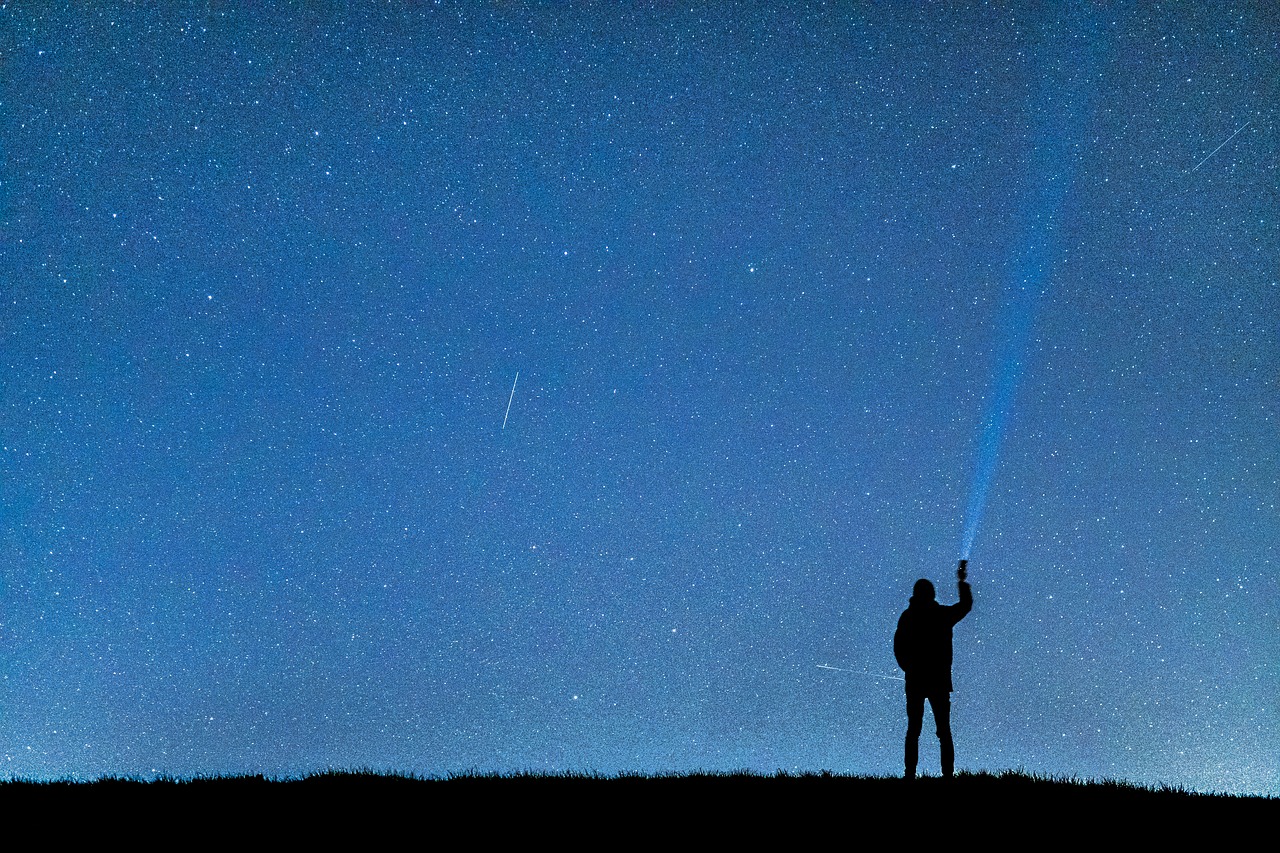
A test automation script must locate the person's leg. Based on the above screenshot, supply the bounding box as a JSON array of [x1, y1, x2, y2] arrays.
[[905, 690, 925, 779], [932, 694, 954, 777]]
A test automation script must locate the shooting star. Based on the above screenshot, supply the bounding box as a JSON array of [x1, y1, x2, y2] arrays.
[[817, 664, 904, 682], [1188, 120, 1251, 174], [502, 371, 519, 430]]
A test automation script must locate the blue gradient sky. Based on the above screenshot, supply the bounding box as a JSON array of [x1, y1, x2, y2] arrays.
[[2, 3, 1277, 793]]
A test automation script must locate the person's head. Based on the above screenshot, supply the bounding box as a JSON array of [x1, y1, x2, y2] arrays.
[[911, 578, 936, 602]]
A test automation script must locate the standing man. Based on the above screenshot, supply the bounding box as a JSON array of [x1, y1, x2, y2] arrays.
[[893, 560, 973, 779]]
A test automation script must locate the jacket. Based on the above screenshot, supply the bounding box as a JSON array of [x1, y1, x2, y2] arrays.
[[893, 581, 973, 694]]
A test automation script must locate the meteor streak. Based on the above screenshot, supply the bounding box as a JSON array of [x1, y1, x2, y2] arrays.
[[502, 371, 519, 430], [817, 664, 904, 682], [1189, 121, 1250, 174]]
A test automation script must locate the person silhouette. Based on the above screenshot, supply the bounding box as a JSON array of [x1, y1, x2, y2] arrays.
[[893, 561, 973, 779]]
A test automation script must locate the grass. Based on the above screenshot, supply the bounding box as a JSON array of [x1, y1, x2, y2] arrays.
[[2, 769, 1273, 840]]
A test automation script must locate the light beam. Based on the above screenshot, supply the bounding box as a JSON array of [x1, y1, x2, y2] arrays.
[[960, 4, 1103, 560]]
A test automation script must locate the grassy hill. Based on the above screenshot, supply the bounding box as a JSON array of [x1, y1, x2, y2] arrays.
[[4, 770, 1273, 841]]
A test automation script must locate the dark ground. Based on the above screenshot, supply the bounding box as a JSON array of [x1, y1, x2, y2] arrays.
[[4, 771, 1273, 843]]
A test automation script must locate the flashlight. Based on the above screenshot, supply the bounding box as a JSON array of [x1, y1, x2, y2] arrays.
[[957, 559, 968, 582]]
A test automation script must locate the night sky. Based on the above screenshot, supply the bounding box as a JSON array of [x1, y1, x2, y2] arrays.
[[3, 2, 1277, 793]]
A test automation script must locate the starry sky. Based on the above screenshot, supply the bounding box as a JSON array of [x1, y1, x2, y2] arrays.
[[2, 2, 1277, 793]]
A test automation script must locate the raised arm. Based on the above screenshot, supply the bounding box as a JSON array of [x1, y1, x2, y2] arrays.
[[950, 561, 973, 624]]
